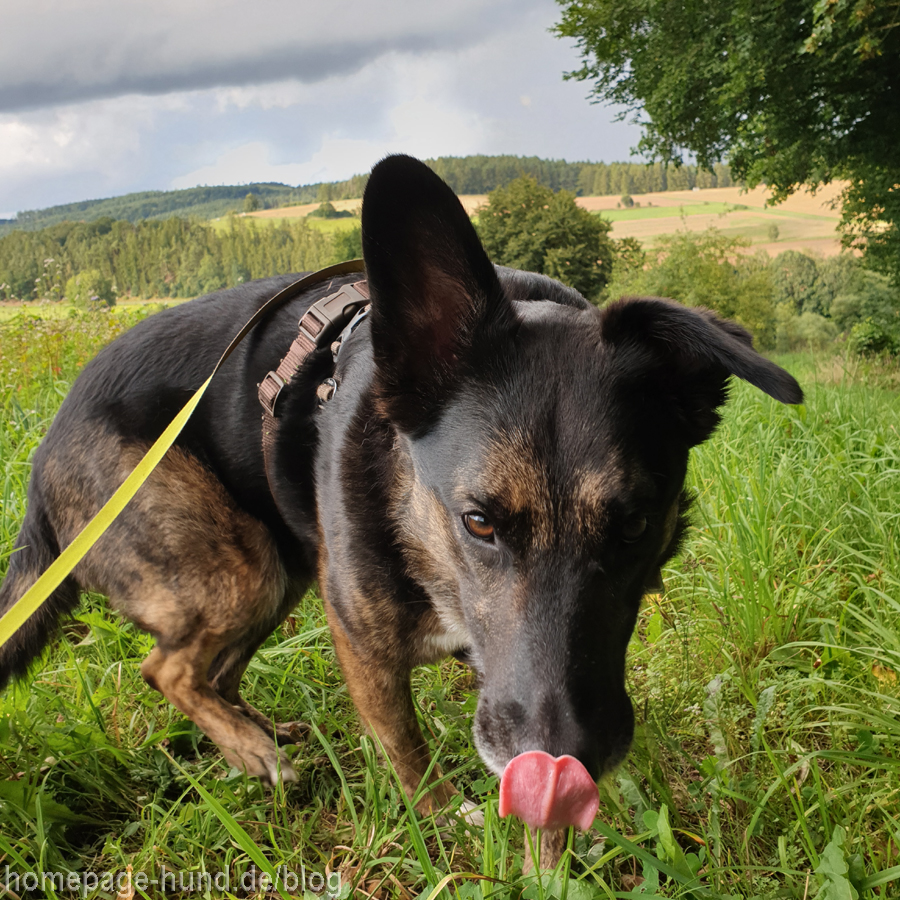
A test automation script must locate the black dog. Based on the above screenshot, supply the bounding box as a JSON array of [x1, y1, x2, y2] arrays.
[[0, 154, 801, 864]]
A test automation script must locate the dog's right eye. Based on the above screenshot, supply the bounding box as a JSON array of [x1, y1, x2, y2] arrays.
[[622, 515, 648, 543], [463, 512, 495, 542]]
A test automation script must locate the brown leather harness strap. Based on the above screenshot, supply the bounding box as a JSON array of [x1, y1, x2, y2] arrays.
[[257, 264, 370, 506]]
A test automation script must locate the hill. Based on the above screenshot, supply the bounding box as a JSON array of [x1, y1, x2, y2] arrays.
[[0, 156, 735, 235]]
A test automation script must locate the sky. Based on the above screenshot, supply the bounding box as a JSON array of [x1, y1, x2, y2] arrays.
[[0, 0, 646, 219]]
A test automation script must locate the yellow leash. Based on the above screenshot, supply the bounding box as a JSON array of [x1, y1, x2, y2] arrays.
[[0, 378, 212, 650], [0, 259, 365, 653]]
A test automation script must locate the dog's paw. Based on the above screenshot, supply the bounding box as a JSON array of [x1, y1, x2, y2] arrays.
[[274, 752, 298, 784], [433, 797, 484, 833], [273, 720, 310, 746], [232, 702, 309, 746], [458, 798, 485, 827], [221, 744, 297, 785], [521, 827, 568, 873]]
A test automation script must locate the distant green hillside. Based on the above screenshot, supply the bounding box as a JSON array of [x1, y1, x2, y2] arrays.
[[1, 155, 735, 235], [4, 174, 370, 235]]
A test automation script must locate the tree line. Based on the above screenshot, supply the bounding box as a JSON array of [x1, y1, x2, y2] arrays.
[[0, 216, 361, 302], [427, 156, 735, 197], [3, 175, 896, 356], [2, 156, 735, 236], [7, 175, 370, 235]]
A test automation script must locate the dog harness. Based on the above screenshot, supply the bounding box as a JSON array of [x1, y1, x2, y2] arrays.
[[257, 262, 370, 499]]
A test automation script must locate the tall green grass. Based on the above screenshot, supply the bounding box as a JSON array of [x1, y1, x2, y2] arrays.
[[1, 312, 898, 898]]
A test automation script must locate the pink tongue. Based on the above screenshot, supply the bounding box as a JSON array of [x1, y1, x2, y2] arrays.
[[499, 751, 599, 831]]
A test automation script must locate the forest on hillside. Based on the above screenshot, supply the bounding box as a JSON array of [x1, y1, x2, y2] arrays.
[[0, 216, 361, 302], [2, 156, 735, 235]]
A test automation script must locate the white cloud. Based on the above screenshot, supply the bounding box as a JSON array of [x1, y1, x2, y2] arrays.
[[172, 52, 491, 188], [0, 0, 544, 112], [0, 0, 645, 213]]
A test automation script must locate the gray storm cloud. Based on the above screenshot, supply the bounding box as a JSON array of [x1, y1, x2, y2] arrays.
[[1, 0, 540, 112]]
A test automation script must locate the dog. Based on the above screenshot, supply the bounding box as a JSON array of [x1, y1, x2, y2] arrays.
[[0, 154, 802, 866]]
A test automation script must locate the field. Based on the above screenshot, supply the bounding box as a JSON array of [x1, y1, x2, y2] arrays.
[[578, 183, 844, 258], [230, 183, 843, 262], [212, 199, 364, 235], [0, 299, 183, 322], [2, 308, 899, 899]]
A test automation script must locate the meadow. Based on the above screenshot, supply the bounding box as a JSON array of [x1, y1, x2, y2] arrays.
[[237, 183, 844, 262], [1, 305, 899, 899], [579, 184, 844, 259]]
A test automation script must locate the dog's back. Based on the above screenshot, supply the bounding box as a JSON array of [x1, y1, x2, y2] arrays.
[[0, 275, 326, 695]]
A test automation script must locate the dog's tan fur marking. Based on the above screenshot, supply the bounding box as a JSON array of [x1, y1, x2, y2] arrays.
[[325, 600, 457, 813], [572, 465, 625, 535], [481, 427, 552, 522], [479, 428, 626, 549]]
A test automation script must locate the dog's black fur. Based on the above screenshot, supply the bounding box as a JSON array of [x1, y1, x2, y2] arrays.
[[0, 155, 802, 859]]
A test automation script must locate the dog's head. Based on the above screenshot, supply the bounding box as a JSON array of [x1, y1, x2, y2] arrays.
[[361, 155, 802, 825]]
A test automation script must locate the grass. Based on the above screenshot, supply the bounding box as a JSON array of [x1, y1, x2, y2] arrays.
[[599, 203, 738, 221], [0, 301, 183, 323], [1, 309, 900, 898]]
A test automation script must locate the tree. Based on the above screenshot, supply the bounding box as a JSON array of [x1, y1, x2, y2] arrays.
[[243, 193, 260, 213], [770, 250, 827, 315], [555, 1, 900, 282], [476, 176, 615, 299]]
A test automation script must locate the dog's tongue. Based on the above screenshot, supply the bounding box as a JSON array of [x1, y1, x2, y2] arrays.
[[499, 751, 599, 831]]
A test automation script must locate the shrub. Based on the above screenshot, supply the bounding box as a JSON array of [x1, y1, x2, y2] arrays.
[[65, 269, 116, 307], [307, 201, 354, 220], [829, 270, 899, 332], [848, 318, 898, 356], [776, 309, 839, 351], [770, 250, 827, 314]]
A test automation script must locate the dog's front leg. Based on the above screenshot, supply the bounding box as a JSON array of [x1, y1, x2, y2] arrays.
[[325, 603, 456, 815]]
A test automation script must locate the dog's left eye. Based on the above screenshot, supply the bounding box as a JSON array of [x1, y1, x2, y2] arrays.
[[463, 512, 495, 542], [622, 515, 648, 543]]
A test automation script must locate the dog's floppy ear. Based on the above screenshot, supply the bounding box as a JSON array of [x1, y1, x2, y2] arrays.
[[600, 296, 803, 445], [362, 154, 514, 433]]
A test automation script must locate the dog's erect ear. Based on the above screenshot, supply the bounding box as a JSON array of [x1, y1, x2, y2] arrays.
[[600, 296, 803, 445], [362, 154, 513, 432]]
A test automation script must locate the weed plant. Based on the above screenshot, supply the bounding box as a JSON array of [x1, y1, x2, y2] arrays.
[[1, 310, 898, 898]]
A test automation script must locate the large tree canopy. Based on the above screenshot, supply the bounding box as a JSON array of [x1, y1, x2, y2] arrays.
[[555, 0, 900, 280]]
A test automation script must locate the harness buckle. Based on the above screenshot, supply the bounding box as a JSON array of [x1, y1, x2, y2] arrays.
[[298, 282, 369, 347], [258, 371, 285, 418]]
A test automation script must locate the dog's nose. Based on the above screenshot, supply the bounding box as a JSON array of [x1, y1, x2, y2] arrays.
[[476, 692, 602, 775]]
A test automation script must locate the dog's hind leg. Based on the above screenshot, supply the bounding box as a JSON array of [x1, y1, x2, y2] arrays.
[[0, 503, 80, 690], [41, 433, 302, 782], [208, 616, 310, 746], [142, 638, 297, 783]]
